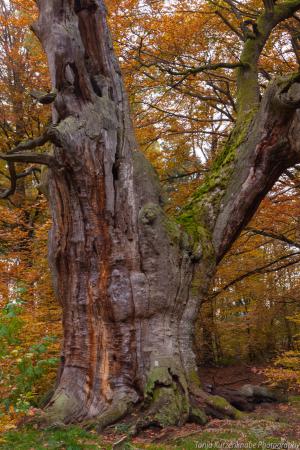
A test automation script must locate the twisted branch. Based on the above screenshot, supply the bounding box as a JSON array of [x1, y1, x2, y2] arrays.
[[0, 129, 56, 199]]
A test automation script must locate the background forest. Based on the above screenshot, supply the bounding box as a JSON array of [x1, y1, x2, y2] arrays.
[[0, 0, 299, 434]]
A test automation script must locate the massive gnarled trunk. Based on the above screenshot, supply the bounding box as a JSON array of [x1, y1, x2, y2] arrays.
[[29, 0, 300, 428], [33, 0, 203, 427]]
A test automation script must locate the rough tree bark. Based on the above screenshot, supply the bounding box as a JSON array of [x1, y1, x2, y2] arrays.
[[2, 0, 300, 429]]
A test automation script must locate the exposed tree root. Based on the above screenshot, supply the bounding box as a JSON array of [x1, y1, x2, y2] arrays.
[[28, 366, 253, 434], [127, 365, 244, 435], [26, 391, 87, 429], [94, 400, 132, 432], [30, 378, 285, 436], [188, 380, 243, 421], [204, 395, 243, 420], [27, 391, 243, 435]]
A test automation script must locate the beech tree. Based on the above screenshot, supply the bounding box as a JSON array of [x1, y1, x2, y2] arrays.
[[1, 0, 300, 429]]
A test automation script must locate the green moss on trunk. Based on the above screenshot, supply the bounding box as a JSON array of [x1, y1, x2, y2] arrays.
[[189, 405, 208, 425], [177, 109, 257, 255], [143, 365, 190, 427]]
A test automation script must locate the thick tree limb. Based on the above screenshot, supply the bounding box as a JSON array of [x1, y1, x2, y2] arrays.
[[8, 131, 50, 154], [0, 152, 55, 166], [212, 75, 300, 261], [30, 89, 57, 105], [275, 73, 300, 109], [0, 126, 56, 199], [176, 74, 300, 271], [237, 0, 300, 115], [0, 134, 53, 199]]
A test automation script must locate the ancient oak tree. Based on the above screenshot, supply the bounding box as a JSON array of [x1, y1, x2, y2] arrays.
[[1, 0, 300, 429]]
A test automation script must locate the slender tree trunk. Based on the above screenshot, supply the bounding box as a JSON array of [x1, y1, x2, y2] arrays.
[[33, 0, 300, 428]]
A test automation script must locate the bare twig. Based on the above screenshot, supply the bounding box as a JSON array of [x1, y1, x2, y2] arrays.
[[215, 10, 244, 41], [212, 252, 300, 297], [164, 62, 245, 77], [246, 227, 300, 250]]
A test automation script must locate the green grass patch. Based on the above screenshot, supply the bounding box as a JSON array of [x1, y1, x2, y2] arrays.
[[0, 425, 106, 450], [1, 416, 300, 450], [134, 422, 300, 449]]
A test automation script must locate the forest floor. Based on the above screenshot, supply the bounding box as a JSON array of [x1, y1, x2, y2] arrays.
[[0, 366, 299, 450]]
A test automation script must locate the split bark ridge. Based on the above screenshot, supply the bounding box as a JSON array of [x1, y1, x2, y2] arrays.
[[2, 0, 300, 428]]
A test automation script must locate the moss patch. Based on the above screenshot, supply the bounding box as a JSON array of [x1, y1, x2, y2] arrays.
[[187, 369, 202, 389], [164, 216, 182, 245], [44, 392, 79, 424], [145, 367, 173, 397], [206, 395, 244, 420], [139, 203, 161, 225], [144, 365, 190, 427], [151, 386, 188, 427], [276, 72, 300, 92], [177, 109, 257, 255], [189, 405, 208, 425]]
